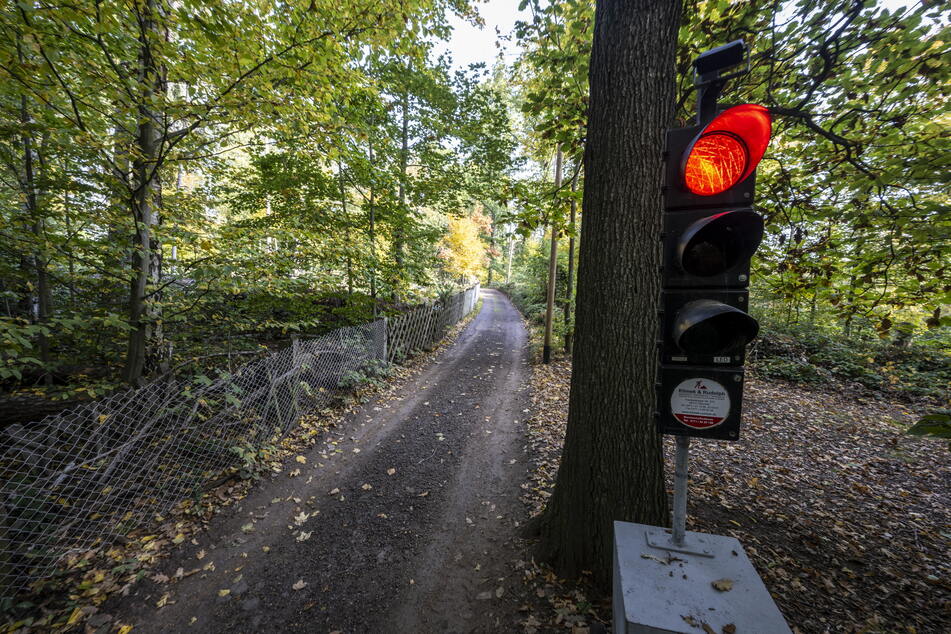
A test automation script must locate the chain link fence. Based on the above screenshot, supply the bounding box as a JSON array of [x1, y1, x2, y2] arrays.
[[0, 285, 480, 599]]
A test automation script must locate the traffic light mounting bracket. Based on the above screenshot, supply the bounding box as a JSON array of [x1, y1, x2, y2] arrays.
[[692, 39, 750, 123]]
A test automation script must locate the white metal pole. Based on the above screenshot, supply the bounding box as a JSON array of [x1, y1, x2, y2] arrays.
[[672, 435, 689, 546]]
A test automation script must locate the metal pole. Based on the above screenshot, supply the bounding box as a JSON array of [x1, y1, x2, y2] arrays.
[[672, 435, 690, 546]]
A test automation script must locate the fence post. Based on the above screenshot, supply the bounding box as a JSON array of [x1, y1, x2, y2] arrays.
[[381, 317, 388, 364]]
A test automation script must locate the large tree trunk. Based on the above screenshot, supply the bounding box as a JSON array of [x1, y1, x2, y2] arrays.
[[122, 0, 164, 385], [534, 0, 682, 588]]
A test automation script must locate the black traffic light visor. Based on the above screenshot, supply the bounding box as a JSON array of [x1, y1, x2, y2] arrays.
[[678, 210, 764, 277], [672, 299, 760, 355]]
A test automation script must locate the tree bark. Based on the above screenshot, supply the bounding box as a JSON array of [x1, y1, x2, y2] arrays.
[[563, 165, 579, 354], [338, 160, 354, 296], [368, 138, 377, 312], [535, 0, 682, 588], [14, 34, 52, 375], [122, 0, 165, 385], [392, 88, 409, 297], [487, 204, 497, 287], [20, 95, 52, 379], [542, 146, 563, 364], [505, 230, 514, 284]]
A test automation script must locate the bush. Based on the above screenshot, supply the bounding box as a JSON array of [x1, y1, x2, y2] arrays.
[[749, 319, 950, 401]]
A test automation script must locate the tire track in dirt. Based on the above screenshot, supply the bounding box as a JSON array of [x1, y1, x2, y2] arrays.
[[108, 289, 531, 633]]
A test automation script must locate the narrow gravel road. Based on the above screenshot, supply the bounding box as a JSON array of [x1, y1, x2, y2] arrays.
[[109, 289, 531, 633]]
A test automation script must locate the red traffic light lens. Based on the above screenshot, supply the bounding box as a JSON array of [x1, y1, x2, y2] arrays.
[[682, 104, 772, 196], [683, 132, 748, 196]]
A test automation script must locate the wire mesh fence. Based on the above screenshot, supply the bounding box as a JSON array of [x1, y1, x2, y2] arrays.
[[0, 285, 479, 599]]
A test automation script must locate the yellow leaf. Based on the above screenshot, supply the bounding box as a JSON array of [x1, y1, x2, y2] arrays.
[[295, 455, 307, 464], [218, 589, 230, 597], [117, 625, 133, 634], [66, 607, 83, 625]]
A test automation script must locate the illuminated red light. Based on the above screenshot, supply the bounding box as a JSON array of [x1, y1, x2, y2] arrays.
[[684, 132, 748, 196], [682, 104, 772, 196]]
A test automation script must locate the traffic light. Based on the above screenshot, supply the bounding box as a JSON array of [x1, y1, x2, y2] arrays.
[[656, 93, 772, 440]]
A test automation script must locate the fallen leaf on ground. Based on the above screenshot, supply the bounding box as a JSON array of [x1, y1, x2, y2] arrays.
[[712, 578, 734, 592], [292, 579, 307, 591]]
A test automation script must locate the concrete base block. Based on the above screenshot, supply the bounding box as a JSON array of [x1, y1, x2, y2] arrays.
[[613, 521, 791, 634]]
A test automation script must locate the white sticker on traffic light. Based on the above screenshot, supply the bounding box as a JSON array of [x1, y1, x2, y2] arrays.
[[670, 378, 731, 429]]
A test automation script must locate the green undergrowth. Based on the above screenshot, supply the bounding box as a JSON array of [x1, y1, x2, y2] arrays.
[[748, 320, 949, 402]]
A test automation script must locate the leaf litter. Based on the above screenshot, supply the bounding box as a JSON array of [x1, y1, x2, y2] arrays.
[[519, 357, 949, 633]]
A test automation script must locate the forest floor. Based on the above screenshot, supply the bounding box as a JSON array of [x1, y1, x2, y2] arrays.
[[525, 359, 950, 634]]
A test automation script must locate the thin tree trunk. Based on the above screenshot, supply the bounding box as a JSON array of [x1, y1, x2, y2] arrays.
[[16, 27, 53, 382], [392, 88, 409, 297], [564, 166, 579, 353], [64, 191, 76, 308], [122, 0, 164, 385], [338, 160, 354, 296], [543, 147, 563, 364], [843, 272, 857, 338], [505, 230, 514, 284], [534, 0, 681, 588], [368, 139, 377, 312], [487, 209, 496, 287]]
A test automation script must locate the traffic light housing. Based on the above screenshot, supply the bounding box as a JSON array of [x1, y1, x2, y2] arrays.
[[657, 102, 772, 441]]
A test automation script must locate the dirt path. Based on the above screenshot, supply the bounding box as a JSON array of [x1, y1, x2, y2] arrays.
[[108, 289, 531, 633]]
